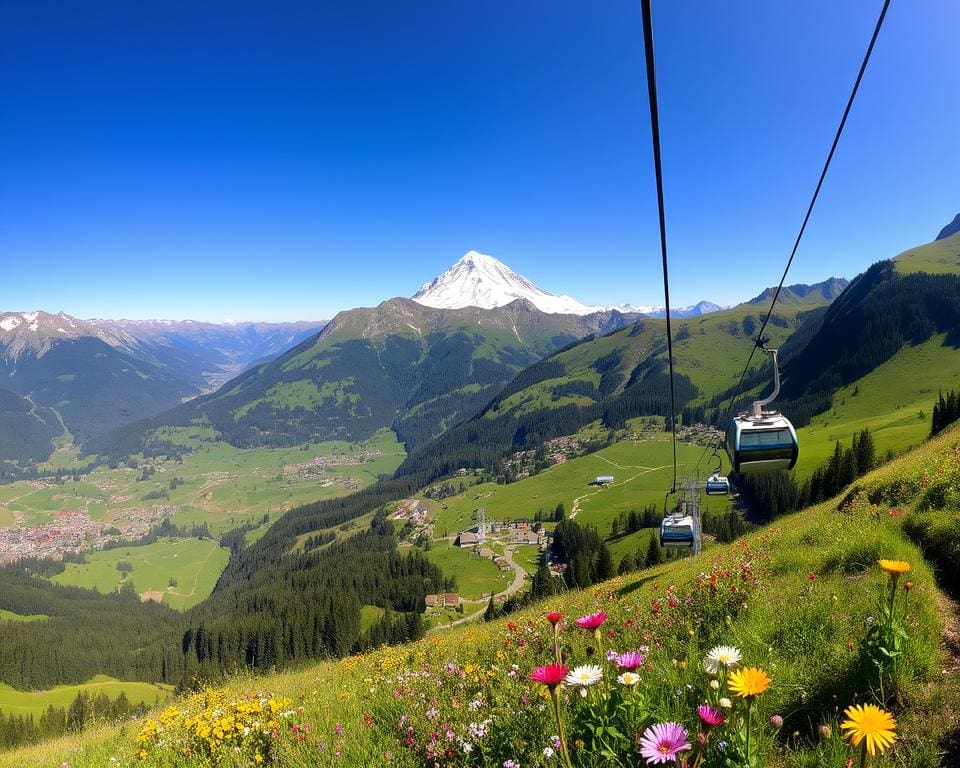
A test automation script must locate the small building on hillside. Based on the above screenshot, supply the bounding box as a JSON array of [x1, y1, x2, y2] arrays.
[[494, 557, 511, 572], [592, 476, 615, 486], [443, 593, 461, 607], [456, 531, 481, 547], [507, 529, 541, 546], [425, 594, 440, 608]]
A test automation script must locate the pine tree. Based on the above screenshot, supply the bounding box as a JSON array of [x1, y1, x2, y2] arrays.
[[645, 535, 663, 568], [594, 543, 615, 582]]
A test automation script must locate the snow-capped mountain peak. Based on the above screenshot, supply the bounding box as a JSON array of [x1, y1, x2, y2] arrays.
[[0, 310, 139, 359], [412, 251, 603, 315]]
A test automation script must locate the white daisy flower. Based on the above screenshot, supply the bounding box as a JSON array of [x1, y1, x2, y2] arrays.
[[617, 672, 640, 687], [704, 645, 742, 674], [564, 664, 603, 687]]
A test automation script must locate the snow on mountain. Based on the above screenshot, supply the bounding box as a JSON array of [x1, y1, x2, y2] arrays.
[[412, 251, 606, 315], [0, 310, 139, 359], [643, 301, 725, 318]]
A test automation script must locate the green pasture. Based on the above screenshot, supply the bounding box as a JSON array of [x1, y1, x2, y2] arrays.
[[607, 527, 656, 564], [893, 230, 960, 275], [513, 544, 542, 572], [0, 429, 404, 534], [0, 675, 172, 719], [794, 334, 960, 480], [426, 436, 733, 537], [51, 538, 229, 611], [359, 605, 385, 633], [0, 609, 48, 623], [423, 541, 513, 600]]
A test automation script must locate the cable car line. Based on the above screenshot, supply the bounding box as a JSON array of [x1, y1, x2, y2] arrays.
[[640, 0, 679, 493], [693, 0, 892, 479]]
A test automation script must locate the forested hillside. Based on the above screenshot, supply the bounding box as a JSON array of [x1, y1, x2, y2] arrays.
[[85, 299, 636, 458], [0, 337, 198, 450], [0, 389, 63, 469]]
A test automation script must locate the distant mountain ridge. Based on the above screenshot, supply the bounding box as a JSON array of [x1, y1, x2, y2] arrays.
[[88, 298, 642, 458], [747, 277, 849, 305], [643, 301, 725, 318], [0, 311, 325, 467], [937, 213, 960, 241]]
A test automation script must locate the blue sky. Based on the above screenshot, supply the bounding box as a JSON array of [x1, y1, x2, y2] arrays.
[[1, 1, 957, 321]]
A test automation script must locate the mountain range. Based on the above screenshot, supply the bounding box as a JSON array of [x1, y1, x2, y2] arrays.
[[0, 314, 323, 469], [85, 253, 849, 465], [0, 249, 857, 469]]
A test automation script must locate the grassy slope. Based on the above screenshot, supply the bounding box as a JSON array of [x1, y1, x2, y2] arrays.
[[795, 334, 960, 478], [0, 675, 172, 719], [415, 434, 729, 598], [12, 425, 959, 767], [426, 435, 729, 536], [0, 609, 47, 622], [894, 230, 960, 275], [51, 538, 230, 611], [422, 540, 513, 600], [490, 297, 824, 422]]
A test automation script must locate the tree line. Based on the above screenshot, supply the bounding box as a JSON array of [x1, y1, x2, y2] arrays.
[[0, 690, 151, 751], [931, 388, 960, 436]]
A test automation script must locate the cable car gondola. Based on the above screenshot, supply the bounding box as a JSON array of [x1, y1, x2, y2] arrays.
[[725, 347, 799, 474], [705, 473, 730, 495], [659, 514, 696, 548]]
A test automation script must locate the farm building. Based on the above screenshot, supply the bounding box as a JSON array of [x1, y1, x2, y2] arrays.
[[456, 531, 481, 547], [591, 476, 615, 485]]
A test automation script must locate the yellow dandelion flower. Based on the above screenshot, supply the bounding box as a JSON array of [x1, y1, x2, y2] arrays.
[[878, 559, 911, 575], [727, 667, 771, 698], [841, 703, 896, 755]]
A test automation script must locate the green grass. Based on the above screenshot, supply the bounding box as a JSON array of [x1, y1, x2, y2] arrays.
[[0, 429, 404, 541], [893, 230, 960, 275], [0, 675, 173, 719], [513, 544, 542, 572], [423, 540, 513, 600], [0, 609, 48, 623], [9, 425, 959, 767], [794, 334, 960, 480], [427, 435, 732, 538], [359, 605, 385, 633], [51, 538, 230, 610]]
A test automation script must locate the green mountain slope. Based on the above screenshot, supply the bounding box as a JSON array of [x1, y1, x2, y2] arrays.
[[87, 299, 636, 457], [0, 388, 63, 470], [778, 260, 960, 426], [893, 229, 960, 275], [0, 338, 195, 448], [395, 286, 837, 484]]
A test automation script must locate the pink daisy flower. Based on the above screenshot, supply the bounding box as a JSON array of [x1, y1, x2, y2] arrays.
[[529, 664, 568, 690], [697, 704, 725, 728], [575, 612, 607, 630], [616, 651, 645, 670], [639, 722, 691, 765]]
